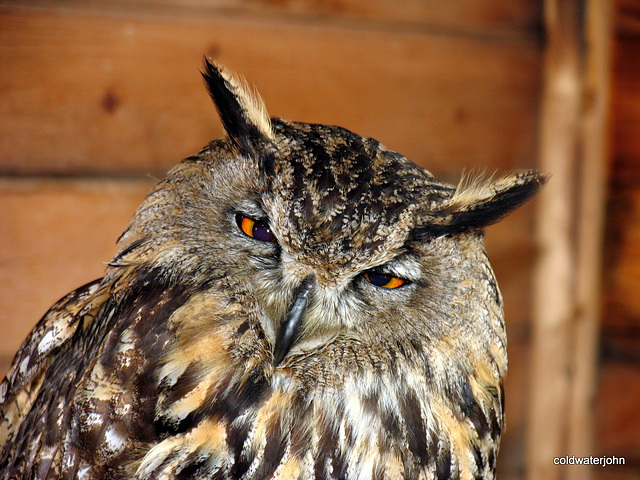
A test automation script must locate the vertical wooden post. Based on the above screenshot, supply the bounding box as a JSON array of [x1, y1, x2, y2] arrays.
[[528, 2, 582, 478], [527, 1, 612, 479], [567, 1, 612, 479]]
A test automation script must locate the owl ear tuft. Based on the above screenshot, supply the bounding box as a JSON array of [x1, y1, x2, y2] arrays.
[[433, 170, 547, 232], [202, 58, 275, 169]]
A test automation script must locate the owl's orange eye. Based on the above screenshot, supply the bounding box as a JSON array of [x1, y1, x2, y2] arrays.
[[237, 215, 276, 242], [364, 272, 406, 289]]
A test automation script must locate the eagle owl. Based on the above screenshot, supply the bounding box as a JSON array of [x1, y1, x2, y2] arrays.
[[0, 60, 544, 480]]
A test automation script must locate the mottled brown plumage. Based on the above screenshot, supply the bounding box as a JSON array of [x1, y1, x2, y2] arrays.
[[0, 59, 545, 479]]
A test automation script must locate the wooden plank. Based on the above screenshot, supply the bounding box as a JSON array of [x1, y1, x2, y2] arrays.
[[0, 8, 541, 177], [609, 34, 640, 184], [617, 0, 640, 36], [604, 169, 640, 330], [565, 1, 613, 476], [528, 0, 583, 474], [135, 0, 542, 35], [595, 362, 640, 473], [604, 3, 640, 328], [595, 2, 640, 474], [603, 213, 640, 331], [0, 178, 154, 378], [0, 0, 542, 37], [528, 0, 613, 478]]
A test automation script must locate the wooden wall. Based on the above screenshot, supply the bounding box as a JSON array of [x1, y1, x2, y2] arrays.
[[1, 0, 547, 477], [598, 0, 640, 476]]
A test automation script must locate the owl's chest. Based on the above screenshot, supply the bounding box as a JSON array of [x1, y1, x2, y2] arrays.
[[137, 297, 491, 479], [155, 370, 402, 479]]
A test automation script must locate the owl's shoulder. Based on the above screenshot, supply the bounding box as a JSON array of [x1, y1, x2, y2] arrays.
[[0, 279, 110, 474], [1, 280, 104, 411]]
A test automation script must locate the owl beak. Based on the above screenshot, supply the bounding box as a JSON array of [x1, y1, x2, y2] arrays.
[[273, 275, 314, 364]]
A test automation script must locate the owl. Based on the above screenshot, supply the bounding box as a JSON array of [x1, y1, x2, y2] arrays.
[[0, 59, 545, 480]]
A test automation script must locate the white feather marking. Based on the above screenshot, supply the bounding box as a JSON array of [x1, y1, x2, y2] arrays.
[[102, 424, 127, 457], [77, 466, 91, 479], [37, 329, 59, 355], [117, 328, 135, 353], [85, 412, 104, 426], [18, 356, 30, 376]]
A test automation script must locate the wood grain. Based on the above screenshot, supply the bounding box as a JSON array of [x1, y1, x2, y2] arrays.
[[603, 187, 640, 328], [566, 2, 613, 478], [0, 8, 541, 177], [587, 1, 640, 477], [595, 4, 640, 474], [0, 0, 542, 36], [596, 361, 640, 472], [527, 1, 613, 479], [528, 1, 583, 476], [605, 30, 640, 329]]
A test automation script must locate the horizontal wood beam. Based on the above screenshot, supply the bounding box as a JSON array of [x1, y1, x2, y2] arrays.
[[0, 8, 540, 177]]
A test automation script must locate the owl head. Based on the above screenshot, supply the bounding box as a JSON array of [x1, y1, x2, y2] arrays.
[[111, 59, 544, 374]]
